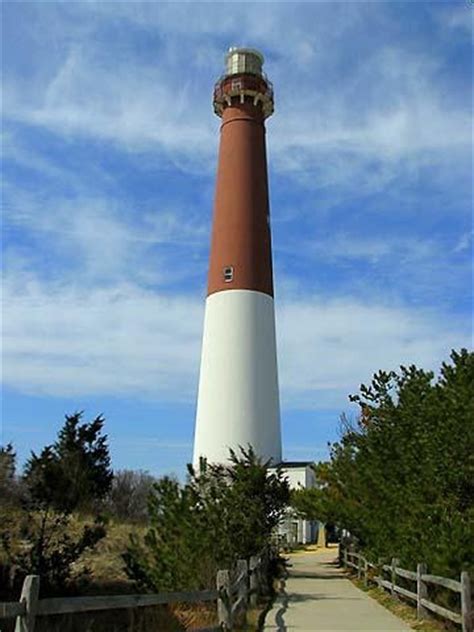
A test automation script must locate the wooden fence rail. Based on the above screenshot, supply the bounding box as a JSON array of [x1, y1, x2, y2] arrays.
[[340, 545, 472, 632], [0, 554, 266, 631]]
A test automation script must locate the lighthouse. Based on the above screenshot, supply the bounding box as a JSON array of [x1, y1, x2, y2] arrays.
[[193, 47, 282, 465]]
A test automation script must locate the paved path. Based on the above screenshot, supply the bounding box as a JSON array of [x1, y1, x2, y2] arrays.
[[263, 548, 412, 631]]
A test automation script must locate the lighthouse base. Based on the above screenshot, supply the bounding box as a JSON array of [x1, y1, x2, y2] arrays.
[[193, 289, 282, 466]]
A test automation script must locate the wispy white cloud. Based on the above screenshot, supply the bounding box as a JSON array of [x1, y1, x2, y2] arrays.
[[453, 231, 473, 254], [2, 1, 470, 421], [440, 4, 472, 34], [3, 268, 469, 409], [276, 297, 469, 409], [269, 44, 470, 205], [3, 2, 469, 196], [3, 183, 208, 287], [5, 46, 216, 168], [292, 234, 438, 264], [3, 276, 203, 400]]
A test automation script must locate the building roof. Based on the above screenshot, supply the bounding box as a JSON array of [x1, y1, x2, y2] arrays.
[[272, 460, 314, 469]]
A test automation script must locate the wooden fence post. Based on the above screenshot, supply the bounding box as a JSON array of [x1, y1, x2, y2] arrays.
[[374, 558, 383, 588], [234, 559, 248, 627], [343, 547, 348, 568], [363, 557, 368, 588], [217, 569, 231, 630], [357, 555, 362, 580], [260, 552, 270, 598], [15, 575, 40, 632], [237, 559, 248, 606], [391, 558, 399, 599], [249, 556, 259, 608], [461, 571, 472, 632], [416, 563, 428, 620]]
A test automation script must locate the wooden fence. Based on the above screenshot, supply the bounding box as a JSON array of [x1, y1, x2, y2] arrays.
[[0, 555, 267, 631], [341, 546, 472, 632]]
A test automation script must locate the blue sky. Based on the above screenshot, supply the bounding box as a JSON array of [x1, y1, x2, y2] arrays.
[[2, 1, 472, 478]]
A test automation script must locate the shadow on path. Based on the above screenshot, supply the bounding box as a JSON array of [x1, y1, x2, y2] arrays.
[[284, 593, 363, 603], [274, 575, 289, 632], [289, 572, 346, 580], [258, 566, 291, 632]]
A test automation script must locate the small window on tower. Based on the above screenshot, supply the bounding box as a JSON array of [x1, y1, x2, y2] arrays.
[[231, 79, 242, 91], [223, 266, 234, 282]]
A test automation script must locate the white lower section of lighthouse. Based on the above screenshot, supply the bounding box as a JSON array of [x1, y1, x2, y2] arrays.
[[193, 289, 282, 466]]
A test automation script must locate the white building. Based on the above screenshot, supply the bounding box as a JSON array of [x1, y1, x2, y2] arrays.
[[270, 461, 322, 546]]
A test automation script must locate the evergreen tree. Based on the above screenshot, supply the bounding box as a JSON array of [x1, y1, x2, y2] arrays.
[[24, 412, 113, 512], [1, 415, 110, 597], [0, 443, 16, 492], [0, 443, 21, 507], [291, 349, 474, 577], [124, 447, 290, 592]]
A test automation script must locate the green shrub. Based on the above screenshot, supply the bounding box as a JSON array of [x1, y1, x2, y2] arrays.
[[124, 447, 290, 592], [291, 349, 474, 577]]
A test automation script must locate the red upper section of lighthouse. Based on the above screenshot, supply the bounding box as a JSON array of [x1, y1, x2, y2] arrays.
[[207, 48, 275, 298]]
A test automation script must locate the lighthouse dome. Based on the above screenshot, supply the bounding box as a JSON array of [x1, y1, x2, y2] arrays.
[[225, 47, 264, 77]]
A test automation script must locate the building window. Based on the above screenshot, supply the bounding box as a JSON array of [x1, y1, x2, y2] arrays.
[[223, 266, 234, 282]]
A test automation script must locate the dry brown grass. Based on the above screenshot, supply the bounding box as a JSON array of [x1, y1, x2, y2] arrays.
[[73, 517, 144, 594], [170, 602, 218, 630], [0, 510, 144, 595], [1, 606, 186, 632], [352, 577, 451, 632], [2, 513, 277, 630]]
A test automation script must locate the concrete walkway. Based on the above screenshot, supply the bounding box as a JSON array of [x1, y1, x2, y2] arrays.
[[263, 548, 412, 631]]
